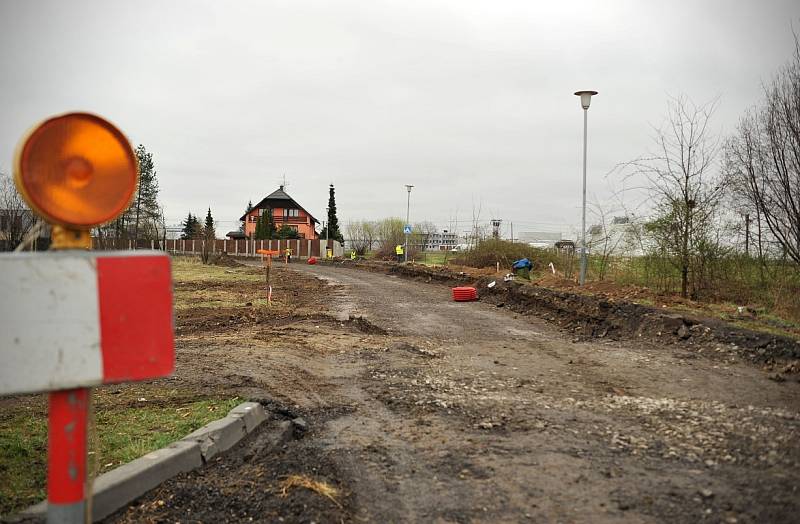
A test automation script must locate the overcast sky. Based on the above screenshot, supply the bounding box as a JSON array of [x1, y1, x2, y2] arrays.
[[2, 0, 799, 237]]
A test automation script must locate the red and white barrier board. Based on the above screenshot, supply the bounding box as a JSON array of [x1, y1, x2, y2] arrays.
[[0, 251, 174, 396]]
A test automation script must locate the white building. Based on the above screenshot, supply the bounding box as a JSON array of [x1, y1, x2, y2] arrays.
[[588, 216, 644, 256], [517, 231, 567, 248], [424, 230, 459, 251]]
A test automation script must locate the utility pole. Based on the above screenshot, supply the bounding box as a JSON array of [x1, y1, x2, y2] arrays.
[[404, 185, 413, 262], [510, 222, 514, 243]]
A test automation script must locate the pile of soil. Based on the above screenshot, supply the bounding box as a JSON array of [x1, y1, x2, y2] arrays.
[[106, 408, 351, 524], [209, 253, 243, 267], [479, 279, 800, 365]]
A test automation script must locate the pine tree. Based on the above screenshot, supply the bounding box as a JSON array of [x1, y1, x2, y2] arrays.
[[326, 184, 344, 243], [264, 207, 275, 238], [99, 143, 162, 243], [278, 224, 299, 239], [204, 208, 215, 240], [254, 208, 275, 240], [181, 213, 195, 240], [254, 211, 264, 239], [191, 216, 203, 239], [131, 144, 160, 241]]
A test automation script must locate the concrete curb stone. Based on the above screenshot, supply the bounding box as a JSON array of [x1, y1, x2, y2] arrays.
[[18, 441, 201, 523], [91, 440, 202, 521], [228, 401, 268, 433], [182, 415, 246, 461], [11, 401, 268, 523]]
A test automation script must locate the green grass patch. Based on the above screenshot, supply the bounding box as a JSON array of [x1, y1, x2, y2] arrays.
[[92, 397, 241, 471], [0, 395, 240, 516], [414, 251, 450, 266], [0, 410, 47, 517]]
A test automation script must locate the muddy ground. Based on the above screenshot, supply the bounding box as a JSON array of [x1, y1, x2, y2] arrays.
[[102, 261, 799, 523]]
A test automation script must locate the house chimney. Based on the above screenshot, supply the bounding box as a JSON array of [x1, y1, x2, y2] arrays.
[[279, 185, 284, 190]]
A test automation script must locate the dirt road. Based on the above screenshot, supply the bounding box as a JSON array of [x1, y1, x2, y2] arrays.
[[111, 262, 800, 523]]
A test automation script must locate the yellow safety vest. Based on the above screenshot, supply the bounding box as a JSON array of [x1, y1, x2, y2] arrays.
[[350, 251, 356, 259]]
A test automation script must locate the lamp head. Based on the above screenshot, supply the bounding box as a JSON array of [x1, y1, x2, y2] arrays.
[[574, 90, 598, 110], [14, 112, 137, 229]]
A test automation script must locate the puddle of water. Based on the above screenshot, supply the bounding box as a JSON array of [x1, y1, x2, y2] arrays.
[[312, 273, 361, 321]]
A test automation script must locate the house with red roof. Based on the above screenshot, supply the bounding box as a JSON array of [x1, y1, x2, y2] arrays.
[[227, 186, 320, 240]]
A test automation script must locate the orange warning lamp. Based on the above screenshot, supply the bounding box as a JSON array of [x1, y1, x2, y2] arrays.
[[14, 112, 137, 248]]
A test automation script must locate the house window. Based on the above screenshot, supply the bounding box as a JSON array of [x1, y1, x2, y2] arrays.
[[283, 208, 299, 218]]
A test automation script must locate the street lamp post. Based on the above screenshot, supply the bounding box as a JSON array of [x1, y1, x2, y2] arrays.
[[404, 184, 413, 263], [574, 90, 597, 286]]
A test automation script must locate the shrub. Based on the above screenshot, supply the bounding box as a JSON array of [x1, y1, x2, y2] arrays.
[[452, 239, 557, 271]]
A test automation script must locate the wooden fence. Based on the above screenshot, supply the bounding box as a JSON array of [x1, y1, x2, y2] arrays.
[[91, 238, 344, 259]]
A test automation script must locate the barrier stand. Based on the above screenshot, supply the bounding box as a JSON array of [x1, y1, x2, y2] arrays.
[[48, 386, 90, 521], [48, 227, 94, 522], [3, 113, 175, 524]]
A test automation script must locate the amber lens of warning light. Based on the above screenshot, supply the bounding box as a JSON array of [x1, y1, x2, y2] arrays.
[[14, 113, 137, 228]]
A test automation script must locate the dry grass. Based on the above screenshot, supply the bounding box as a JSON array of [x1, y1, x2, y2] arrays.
[[171, 256, 264, 284], [279, 474, 342, 507]]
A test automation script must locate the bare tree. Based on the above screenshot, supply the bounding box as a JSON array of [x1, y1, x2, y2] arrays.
[[0, 173, 37, 251], [375, 217, 404, 257], [587, 201, 626, 281], [622, 95, 724, 298], [412, 221, 437, 252], [363, 220, 377, 253], [346, 220, 377, 256], [725, 37, 800, 264], [468, 200, 488, 249]]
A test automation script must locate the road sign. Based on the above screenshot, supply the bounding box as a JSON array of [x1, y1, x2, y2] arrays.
[[0, 251, 174, 395], [404, 225, 412, 234]]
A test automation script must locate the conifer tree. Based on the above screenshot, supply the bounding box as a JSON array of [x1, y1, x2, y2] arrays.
[[181, 213, 196, 239], [131, 144, 160, 241], [100, 143, 162, 243], [326, 184, 344, 243], [254, 208, 276, 240], [278, 224, 299, 239], [254, 211, 264, 239], [191, 216, 203, 239], [265, 207, 275, 238], [204, 208, 215, 239]]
